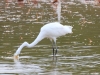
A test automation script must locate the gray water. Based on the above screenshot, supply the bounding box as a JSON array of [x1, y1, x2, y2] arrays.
[[0, 0, 100, 75]]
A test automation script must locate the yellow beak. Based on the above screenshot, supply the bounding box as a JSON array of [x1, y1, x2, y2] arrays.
[[14, 55, 19, 60]]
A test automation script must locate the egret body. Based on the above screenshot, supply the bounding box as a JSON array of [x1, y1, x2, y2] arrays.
[[14, 22, 73, 59]]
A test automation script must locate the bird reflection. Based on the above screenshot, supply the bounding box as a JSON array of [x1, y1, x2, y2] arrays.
[[51, 0, 61, 22], [51, 56, 57, 75], [14, 57, 22, 69], [5, 0, 13, 7], [52, 55, 58, 63], [13, 56, 42, 73], [17, 0, 24, 7], [50, 56, 64, 75]]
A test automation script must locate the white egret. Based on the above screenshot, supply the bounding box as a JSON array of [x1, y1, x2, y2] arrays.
[[14, 22, 73, 59]]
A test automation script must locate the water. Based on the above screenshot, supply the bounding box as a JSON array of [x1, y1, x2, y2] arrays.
[[0, 0, 100, 75]]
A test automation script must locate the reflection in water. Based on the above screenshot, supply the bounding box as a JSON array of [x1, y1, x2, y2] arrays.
[[38, 56, 63, 75], [0, 0, 100, 75], [52, 0, 61, 22], [0, 56, 42, 74]]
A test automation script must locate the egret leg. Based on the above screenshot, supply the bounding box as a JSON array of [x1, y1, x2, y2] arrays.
[[52, 41, 55, 56], [52, 41, 58, 56], [53, 48, 55, 56], [54, 42, 58, 55]]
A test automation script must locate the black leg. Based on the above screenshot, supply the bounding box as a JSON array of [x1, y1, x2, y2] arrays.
[[55, 43, 58, 55], [53, 41, 58, 55], [51, 40, 55, 56], [51, 39, 58, 56], [53, 47, 55, 56]]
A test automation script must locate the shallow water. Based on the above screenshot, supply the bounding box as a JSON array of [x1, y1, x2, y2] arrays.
[[0, 0, 100, 75]]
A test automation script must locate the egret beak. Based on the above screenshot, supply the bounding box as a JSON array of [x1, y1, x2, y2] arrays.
[[14, 54, 19, 60]]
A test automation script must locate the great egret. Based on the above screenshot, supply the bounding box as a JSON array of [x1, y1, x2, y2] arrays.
[[14, 22, 73, 59]]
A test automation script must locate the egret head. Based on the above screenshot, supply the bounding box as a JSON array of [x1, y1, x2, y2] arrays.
[[14, 53, 19, 60]]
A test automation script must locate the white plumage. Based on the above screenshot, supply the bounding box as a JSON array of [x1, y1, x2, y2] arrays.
[[14, 22, 73, 59]]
